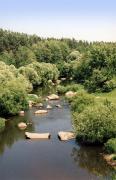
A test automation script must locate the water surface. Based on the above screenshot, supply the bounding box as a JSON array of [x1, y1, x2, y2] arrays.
[[0, 99, 115, 180]]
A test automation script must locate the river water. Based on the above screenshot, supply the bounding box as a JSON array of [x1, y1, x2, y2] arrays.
[[0, 98, 115, 180]]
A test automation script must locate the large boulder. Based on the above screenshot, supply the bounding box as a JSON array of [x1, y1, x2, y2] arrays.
[[25, 132, 50, 139], [18, 122, 27, 130], [47, 94, 60, 100], [65, 91, 77, 98], [34, 110, 48, 114], [58, 131, 75, 141]]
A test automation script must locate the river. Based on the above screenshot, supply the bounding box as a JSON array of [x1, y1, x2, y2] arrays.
[[0, 97, 115, 180]]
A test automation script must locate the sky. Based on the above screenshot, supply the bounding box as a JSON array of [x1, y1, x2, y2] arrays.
[[0, 0, 116, 42]]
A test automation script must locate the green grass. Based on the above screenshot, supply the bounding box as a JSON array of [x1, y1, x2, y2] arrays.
[[93, 89, 116, 104]]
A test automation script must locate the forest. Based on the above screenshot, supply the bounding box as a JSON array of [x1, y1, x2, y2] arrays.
[[0, 29, 116, 157]]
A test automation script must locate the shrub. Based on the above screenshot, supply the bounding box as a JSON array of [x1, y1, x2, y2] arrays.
[[0, 118, 5, 132], [18, 66, 42, 87], [27, 94, 43, 103], [71, 92, 94, 113], [102, 79, 116, 92], [104, 138, 116, 154], [57, 84, 79, 94], [0, 88, 28, 116], [28, 62, 59, 86], [72, 103, 116, 144]]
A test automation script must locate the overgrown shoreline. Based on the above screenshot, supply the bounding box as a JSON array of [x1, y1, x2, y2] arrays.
[[0, 29, 116, 162]]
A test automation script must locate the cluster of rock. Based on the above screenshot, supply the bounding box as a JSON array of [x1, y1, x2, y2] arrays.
[[18, 93, 76, 141], [24, 131, 75, 141]]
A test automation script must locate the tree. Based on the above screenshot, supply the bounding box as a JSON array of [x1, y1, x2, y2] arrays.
[[15, 46, 36, 67]]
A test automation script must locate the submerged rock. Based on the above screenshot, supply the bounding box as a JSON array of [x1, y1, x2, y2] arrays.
[[18, 122, 27, 130], [34, 110, 48, 114], [58, 131, 75, 141], [65, 91, 77, 98], [25, 132, 50, 139], [47, 94, 59, 100]]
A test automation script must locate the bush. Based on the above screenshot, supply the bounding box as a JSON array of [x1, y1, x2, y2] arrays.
[[71, 92, 94, 113], [0, 118, 5, 132], [27, 94, 43, 103], [102, 79, 116, 92], [57, 84, 79, 94], [0, 88, 28, 116], [28, 62, 59, 86], [72, 103, 116, 144], [104, 138, 116, 154]]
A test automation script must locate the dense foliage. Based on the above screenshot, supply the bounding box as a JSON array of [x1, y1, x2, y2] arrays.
[[57, 83, 80, 94], [0, 29, 115, 118], [104, 138, 116, 154], [70, 93, 116, 144]]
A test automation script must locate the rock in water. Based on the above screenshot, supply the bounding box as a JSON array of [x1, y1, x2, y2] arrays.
[[18, 122, 27, 130], [33, 103, 43, 108], [46, 105, 52, 109], [34, 110, 48, 114], [19, 111, 25, 116], [47, 94, 59, 100], [25, 132, 50, 139], [56, 104, 62, 108], [58, 131, 75, 141]]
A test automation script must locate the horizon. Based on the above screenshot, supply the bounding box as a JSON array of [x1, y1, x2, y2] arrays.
[[0, 0, 116, 42]]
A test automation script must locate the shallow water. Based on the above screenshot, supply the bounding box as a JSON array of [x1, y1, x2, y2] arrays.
[[0, 98, 115, 180]]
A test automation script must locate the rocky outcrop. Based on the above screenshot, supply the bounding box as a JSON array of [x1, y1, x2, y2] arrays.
[[47, 94, 60, 100], [58, 131, 75, 141], [18, 122, 27, 130], [34, 110, 48, 114], [65, 91, 77, 98], [25, 132, 50, 139]]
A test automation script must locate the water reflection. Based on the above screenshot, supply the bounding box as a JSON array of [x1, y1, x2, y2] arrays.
[[71, 145, 115, 178], [0, 116, 34, 155]]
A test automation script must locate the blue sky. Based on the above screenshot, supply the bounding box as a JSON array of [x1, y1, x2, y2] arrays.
[[0, 0, 116, 41]]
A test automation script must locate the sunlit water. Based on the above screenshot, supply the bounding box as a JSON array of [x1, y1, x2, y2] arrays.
[[0, 98, 115, 180]]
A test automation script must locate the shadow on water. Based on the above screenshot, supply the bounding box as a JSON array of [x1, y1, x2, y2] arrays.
[[0, 116, 35, 155], [71, 144, 115, 178]]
